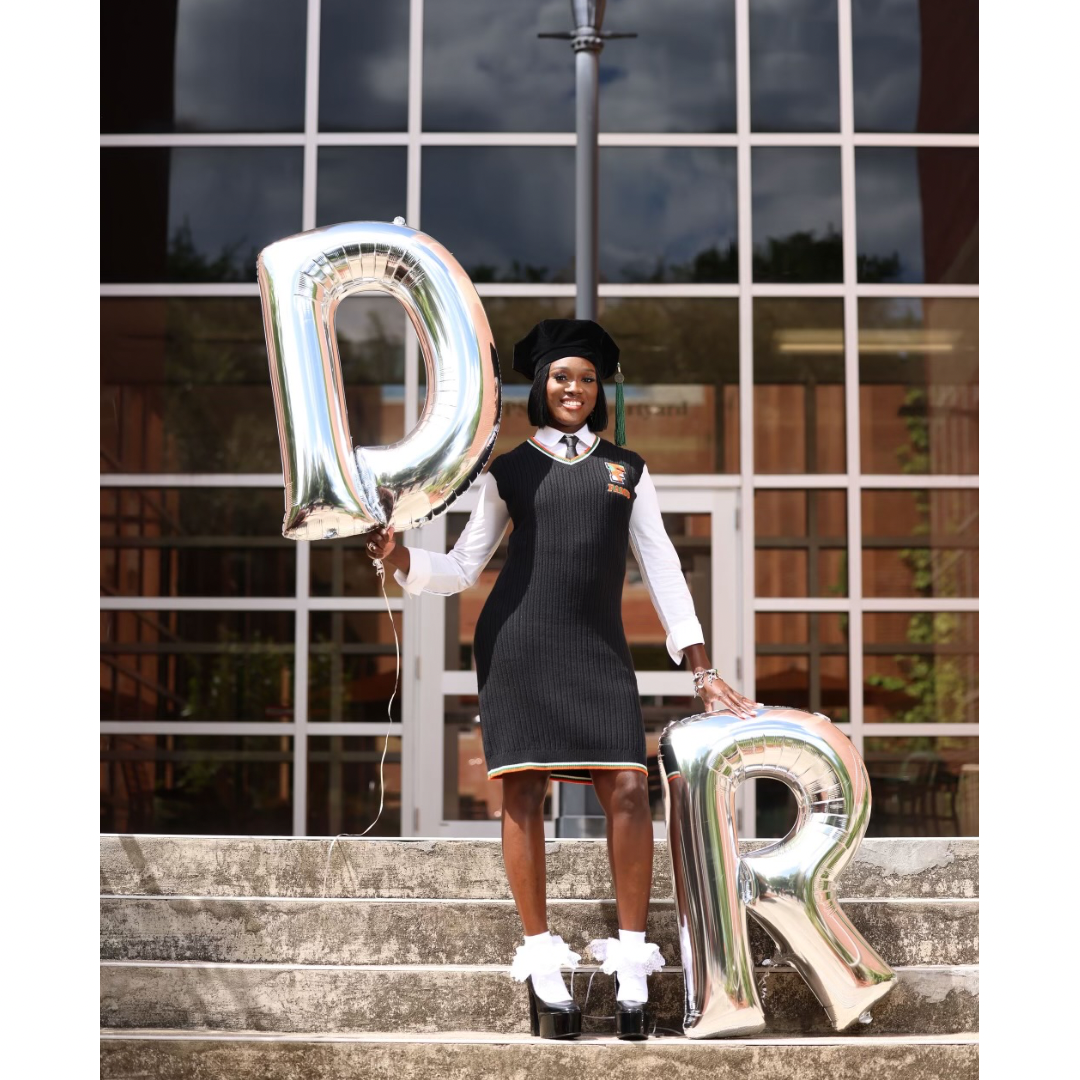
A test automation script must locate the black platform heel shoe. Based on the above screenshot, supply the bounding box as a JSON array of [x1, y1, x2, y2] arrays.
[[586, 936, 665, 1041], [615, 998, 648, 1040], [526, 976, 582, 1039]]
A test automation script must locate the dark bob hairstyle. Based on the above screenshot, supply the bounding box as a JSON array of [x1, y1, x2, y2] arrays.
[[527, 360, 609, 431]]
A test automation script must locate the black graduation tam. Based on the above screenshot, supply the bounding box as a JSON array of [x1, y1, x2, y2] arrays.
[[512, 319, 620, 380]]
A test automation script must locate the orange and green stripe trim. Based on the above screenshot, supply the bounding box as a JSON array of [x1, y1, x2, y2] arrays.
[[527, 437, 599, 464], [489, 760, 647, 782]]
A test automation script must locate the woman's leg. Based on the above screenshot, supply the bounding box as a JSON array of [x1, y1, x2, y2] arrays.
[[591, 769, 653, 931], [500, 770, 551, 935]]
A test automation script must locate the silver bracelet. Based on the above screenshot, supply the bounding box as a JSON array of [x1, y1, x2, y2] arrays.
[[692, 668, 721, 693]]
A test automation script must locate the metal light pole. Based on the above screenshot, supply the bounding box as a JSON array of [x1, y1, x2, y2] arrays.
[[540, 2, 635, 837], [541, 1, 635, 320]]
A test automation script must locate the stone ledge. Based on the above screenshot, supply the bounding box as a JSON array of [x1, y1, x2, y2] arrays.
[[100, 896, 978, 967], [100, 1031, 980, 1080], [100, 961, 978, 1036], [100, 836, 979, 901]]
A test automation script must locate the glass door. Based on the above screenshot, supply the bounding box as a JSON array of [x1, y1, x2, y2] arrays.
[[402, 482, 744, 838]]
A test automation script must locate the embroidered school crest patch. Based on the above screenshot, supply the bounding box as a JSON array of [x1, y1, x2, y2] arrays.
[[604, 461, 630, 499]]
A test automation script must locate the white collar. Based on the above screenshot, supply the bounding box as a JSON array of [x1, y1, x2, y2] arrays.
[[533, 423, 596, 450]]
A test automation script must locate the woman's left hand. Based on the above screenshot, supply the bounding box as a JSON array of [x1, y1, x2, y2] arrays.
[[696, 673, 758, 720]]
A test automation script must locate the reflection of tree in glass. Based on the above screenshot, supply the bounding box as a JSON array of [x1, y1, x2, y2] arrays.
[[627, 242, 738, 285], [155, 298, 402, 473], [468, 259, 552, 284], [866, 417, 977, 731], [180, 629, 291, 723], [166, 219, 259, 283], [753, 227, 843, 282]]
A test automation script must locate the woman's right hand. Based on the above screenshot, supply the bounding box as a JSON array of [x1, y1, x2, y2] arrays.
[[365, 525, 396, 561]]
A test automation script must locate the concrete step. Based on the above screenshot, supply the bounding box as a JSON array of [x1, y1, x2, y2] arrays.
[[100, 835, 978, 900], [100, 961, 978, 1036], [100, 896, 978, 968], [100, 1030, 979, 1080]]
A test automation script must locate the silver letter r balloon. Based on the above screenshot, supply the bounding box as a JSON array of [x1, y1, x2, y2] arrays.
[[257, 219, 501, 540], [659, 707, 896, 1038]]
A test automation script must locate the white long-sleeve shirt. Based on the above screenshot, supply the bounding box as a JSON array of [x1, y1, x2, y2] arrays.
[[394, 423, 705, 665]]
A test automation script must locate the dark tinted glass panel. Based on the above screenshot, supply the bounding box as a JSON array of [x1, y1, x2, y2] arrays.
[[755, 612, 850, 720], [852, 0, 977, 133], [311, 541, 404, 599], [435, 297, 737, 473], [423, 1, 573, 131], [101, 297, 404, 473], [444, 509, 510, 673], [101, 148, 303, 283], [859, 299, 978, 474], [599, 0, 737, 133], [101, 489, 295, 599], [863, 736, 978, 836], [308, 736, 402, 836], [601, 148, 737, 283], [862, 490, 978, 598], [422, 147, 574, 282], [319, 0, 409, 131], [101, 611, 294, 722], [101, 0, 306, 134], [750, 0, 839, 132], [753, 299, 846, 472], [597, 298, 740, 473], [444, 702, 504, 821], [101, 734, 293, 834], [444, 696, 558, 822], [755, 490, 847, 597], [855, 148, 978, 283], [864, 611, 978, 724], [752, 148, 843, 282], [626, 514, 713, 669], [642, 698, 710, 820], [309, 613, 402, 723], [316, 148, 408, 226]]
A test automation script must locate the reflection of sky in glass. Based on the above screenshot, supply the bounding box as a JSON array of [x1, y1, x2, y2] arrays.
[[600, 149, 738, 282], [423, 0, 736, 132], [855, 148, 978, 283], [101, 148, 303, 283], [335, 296, 407, 384], [173, 0, 306, 132], [423, 0, 573, 131], [166, 149, 303, 274], [316, 148, 408, 227], [752, 148, 843, 283], [319, 0, 409, 132], [596, 0, 736, 133], [750, 0, 839, 132], [422, 147, 575, 282], [421, 147, 738, 283], [852, 0, 977, 132]]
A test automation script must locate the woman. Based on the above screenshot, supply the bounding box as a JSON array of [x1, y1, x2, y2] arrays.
[[365, 319, 755, 1039]]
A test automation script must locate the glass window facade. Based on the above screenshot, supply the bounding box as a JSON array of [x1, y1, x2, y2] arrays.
[[102, 1, 977, 839]]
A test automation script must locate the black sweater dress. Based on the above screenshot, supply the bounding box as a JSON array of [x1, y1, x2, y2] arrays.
[[474, 435, 647, 785]]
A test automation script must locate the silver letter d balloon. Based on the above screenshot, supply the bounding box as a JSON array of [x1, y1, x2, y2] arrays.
[[659, 707, 896, 1037], [257, 220, 501, 540]]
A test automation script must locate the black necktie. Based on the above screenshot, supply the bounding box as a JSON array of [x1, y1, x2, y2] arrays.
[[560, 434, 578, 459]]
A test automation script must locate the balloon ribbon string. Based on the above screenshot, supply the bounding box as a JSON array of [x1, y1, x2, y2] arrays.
[[320, 555, 400, 897]]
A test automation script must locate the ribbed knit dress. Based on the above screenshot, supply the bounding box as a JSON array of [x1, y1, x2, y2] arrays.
[[475, 435, 647, 785]]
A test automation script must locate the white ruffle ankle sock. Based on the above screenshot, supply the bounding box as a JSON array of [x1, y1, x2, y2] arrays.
[[510, 931, 579, 1005], [586, 929, 665, 1004]]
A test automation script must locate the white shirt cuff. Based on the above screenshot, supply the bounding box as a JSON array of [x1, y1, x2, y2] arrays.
[[393, 546, 432, 596], [666, 617, 705, 666]]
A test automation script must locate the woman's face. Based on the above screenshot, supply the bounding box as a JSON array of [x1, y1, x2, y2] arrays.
[[545, 356, 599, 430]]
